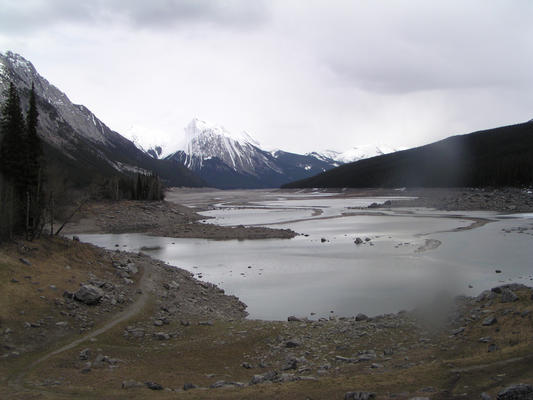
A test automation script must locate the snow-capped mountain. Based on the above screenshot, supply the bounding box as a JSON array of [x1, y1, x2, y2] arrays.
[[310, 145, 401, 165], [0, 51, 203, 187], [166, 119, 339, 189]]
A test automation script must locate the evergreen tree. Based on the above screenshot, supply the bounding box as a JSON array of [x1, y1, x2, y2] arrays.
[[0, 82, 27, 191], [26, 82, 42, 187]]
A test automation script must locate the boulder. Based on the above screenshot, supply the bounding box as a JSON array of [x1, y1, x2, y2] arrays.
[[356, 313, 369, 321], [74, 285, 104, 305], [482, 316, 497, 326], [345, 392, 376, 400], [497, 384, 533, 399], [122, 380, 143, 389], [501, 289, 519, 303], [145, 382, 163, 390]]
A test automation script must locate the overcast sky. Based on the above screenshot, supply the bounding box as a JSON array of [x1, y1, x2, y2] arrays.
[[1, 0, 532, 153]]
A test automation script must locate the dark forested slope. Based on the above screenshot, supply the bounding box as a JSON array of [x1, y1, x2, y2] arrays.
[[282, 121, 533, 188]]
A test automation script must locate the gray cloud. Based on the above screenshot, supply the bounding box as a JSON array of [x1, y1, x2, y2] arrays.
[[0, 0, 269, 34]]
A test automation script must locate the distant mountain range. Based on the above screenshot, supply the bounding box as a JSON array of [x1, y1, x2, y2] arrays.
[[283, 121, 533, 189], [160, 118, 400, 189], [0, 51, 407, 191], [0, 51, 204, 188]]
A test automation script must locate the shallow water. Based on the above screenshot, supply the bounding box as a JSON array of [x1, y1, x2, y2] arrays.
[[76, 192, 533, 321]]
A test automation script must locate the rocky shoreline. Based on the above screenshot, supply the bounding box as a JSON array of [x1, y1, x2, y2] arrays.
[[62, 199, 296, 240], [3, 187, 533, 399]]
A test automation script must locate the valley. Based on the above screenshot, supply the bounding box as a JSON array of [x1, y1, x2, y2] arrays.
[[2, 188, 533, 400]]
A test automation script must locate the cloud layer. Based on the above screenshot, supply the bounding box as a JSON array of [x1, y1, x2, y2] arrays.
[[1, 0, 532, 153]]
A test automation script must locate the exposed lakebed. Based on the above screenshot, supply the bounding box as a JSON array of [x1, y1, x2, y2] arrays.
[[76, 191, 533, 320]]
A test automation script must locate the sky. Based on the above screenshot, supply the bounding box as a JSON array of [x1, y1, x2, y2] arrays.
[[1, 0, 532, 154]]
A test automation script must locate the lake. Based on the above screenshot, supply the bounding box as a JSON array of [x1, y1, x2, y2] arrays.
[[76, 191, 533, 320]]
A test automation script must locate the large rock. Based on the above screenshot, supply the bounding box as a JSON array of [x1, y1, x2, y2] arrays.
[[501, 289, 519, 303], [74, 285, 104, 305], [344, 392, 376, 400], [497, 384, 533, 399]]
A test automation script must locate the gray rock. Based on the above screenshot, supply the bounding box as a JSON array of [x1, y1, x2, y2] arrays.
[[210, 380, 245, 389], [198, 320, 213, 326], [482, 316, 497, 326], [452, 327, 465, 335], [74, 285, 104, 305], [354, 237, 364, 245], [501, 289, 519, 303], [335, 356, 356, 363], [344, 392, 376, 399], [282, 357, 298, 370], [356, 313, 369, 321], [122, 380, 143, 389], [241, 362, 253, 369], [481, 393, 492, 400], [145, 382, 163, 390], [286, 339, 301, 348], [183, 383, 198, 391], [79, 348, 90, 360], [154, 332, 170, 340], [19, 258, 31, 266], [153, 319, 164, 326], [287, 316, 303, 322], [497, 384, 533, 399], [250, 371, 278, 385]]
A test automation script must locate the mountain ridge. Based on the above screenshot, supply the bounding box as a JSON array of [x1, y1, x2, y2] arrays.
[[282, 121, 533, 189], [0, 51, 204, 188]]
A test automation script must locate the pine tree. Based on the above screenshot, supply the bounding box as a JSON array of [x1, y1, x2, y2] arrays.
[[0, 82, 27, 191], [26, 82, 42, 187]]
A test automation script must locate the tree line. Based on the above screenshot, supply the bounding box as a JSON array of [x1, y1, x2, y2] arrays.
[[0, 82, 44, 240], [0, 82, 165, 242]]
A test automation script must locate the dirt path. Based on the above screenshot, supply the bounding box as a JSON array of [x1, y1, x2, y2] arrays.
[[10, 263, 153, 389]]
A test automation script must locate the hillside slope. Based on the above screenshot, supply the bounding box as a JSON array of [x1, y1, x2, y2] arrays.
[[0, 51, 204, 188], [283, 121, 533, 188]]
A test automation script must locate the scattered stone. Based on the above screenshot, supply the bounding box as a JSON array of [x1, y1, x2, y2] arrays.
[[479, 337, 492, 343], [154, 332, 170, 340], [74, 285, 104, 305], [335, 356, 357, 363], [241, 362, 253, 369], [122, 380, 143, 389], [198, 320, 213, 326], [19, 258, 31, 266], [481, 393, 492, 400], [55, 321, 68, 327], [183, 383, 198, 391], [497, 384, 533, 399], [452, 327, 465, 335], [495, 270, 502, 274], [282, 357, 298, 370], [501, 289, 519, 303], [145, 382, 163, 390], [321, 238, 327, 243], [354, 237, 364, 245], [356, 313, 369, 321], [370, 363, 383, 369], [286, 339, 301, 348], [288, 316, 303, 322], [344, 391, 376, 400], [72, 236, 80, 242], [153, 319, 164, 326], [482, 316, 497, 326]]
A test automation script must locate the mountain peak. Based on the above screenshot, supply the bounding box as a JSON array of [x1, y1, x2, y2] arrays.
[[184, 118, 260, 148]]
